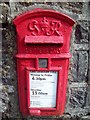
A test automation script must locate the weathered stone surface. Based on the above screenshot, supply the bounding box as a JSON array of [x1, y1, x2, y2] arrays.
[[9, 2, 78, 21], [78, 2, 90, 21], [74, 44, 89, 51], [0, 1, 90, 119], [0, 84, 9, 113], [71, 51, 88, 82], [80, 116, 90, 120], [69, 84, 87, 108], [27, 115, 80, 120], [75, 21, 89, 43], [86, 85, 90, 112], [66, 83, 88, 116], [59, 2, 83, 14], [0, 3, 9, 23]]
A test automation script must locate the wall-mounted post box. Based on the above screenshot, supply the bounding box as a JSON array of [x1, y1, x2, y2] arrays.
[[13, 9, 75, 116]]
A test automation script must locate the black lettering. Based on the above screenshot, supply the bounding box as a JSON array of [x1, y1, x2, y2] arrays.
[[38, 92, 48, 95]]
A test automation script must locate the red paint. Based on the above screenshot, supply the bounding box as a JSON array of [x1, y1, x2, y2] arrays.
[[13, 9, 75, 116]]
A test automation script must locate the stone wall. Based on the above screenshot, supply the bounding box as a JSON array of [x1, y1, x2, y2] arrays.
[[0, 1, 90, 120]]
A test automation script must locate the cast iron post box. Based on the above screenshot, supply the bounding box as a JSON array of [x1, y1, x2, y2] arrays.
[[13, 9, 75, 116]]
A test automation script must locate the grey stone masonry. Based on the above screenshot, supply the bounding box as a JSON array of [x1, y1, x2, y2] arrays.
[[0, 1, 90, 119]]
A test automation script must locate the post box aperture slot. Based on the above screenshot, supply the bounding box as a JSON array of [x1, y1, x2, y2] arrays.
[[38, 58, 48, 68], [25, 36, 63, 44], [29, 71, 58, 108]]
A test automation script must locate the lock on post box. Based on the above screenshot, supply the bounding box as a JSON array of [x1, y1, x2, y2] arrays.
[[13, 9, 75, 116]]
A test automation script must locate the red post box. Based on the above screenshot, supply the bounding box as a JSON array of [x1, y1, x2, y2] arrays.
[[13, 9, 75, 116]]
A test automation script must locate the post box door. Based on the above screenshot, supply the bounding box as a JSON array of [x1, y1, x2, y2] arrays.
[[24, 54, 70, 116]]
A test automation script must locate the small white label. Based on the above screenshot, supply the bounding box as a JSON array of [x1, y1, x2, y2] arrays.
[[29, 71, 58, 108]]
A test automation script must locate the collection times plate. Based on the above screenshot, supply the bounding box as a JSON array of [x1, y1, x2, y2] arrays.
[[30, 71, 58, 108]]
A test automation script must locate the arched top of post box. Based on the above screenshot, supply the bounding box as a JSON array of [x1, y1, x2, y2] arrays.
[[13, 9, 75, 26]]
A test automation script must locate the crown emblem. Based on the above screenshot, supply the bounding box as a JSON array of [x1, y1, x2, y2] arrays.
[[41, 17, 49, 30]]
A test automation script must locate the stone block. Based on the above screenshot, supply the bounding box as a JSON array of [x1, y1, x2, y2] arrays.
[[75, 21, 89, 43], [0, 3, 9, 23], [9, 2, 78, 21], [77, 51, 88, 81], [80, 116, 90, 120], [61, 2, 83, 14], [0, 84, 10, 113], [68, 83, 87, 108], [74, 44, 89, 51], [86, 85, 90, 111], [71, 51, 88, 82], [65, 83, 88, 116]]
